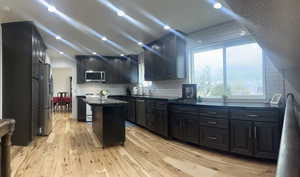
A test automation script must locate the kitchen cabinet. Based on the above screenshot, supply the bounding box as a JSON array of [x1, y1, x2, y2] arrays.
[[200, 127, 229, 151], [169, 110, 199, 144], [77, 97, 86, 122], [136, 99, 146, 127], [169, 103, 281, 159], [2, 21, 47, 146], [230, 110, 281, 159], [145, 100, 168, 137], [144, 32, 186, 81], [254, 121, 280, 159], [230, 120, 253, 156], [91, 104, 126, 148], [76, 55, 138, 84]]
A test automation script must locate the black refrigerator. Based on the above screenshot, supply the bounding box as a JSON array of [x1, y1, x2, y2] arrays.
[[38, 63, 53, 136]]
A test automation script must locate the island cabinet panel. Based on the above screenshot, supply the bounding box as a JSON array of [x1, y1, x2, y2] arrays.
[[77, 97, 86, 122], [92, 105, 126, 148]]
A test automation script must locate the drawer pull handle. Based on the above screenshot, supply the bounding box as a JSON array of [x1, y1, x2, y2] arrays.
[[208, 136, 217, 140], [247, 114, 258, 117], [207, 121, 217, 125], [208, 112, 217, 115]]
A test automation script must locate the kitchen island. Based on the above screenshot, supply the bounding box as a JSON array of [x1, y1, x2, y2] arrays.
[[87, 98, 128, 148]]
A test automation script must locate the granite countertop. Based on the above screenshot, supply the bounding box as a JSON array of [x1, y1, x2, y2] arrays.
[[85, 98, 128, 106], [169, 100, 284, 109], [109, 95, 180, 101]]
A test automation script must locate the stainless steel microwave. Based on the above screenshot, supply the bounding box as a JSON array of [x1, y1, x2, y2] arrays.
[[85, 71, 106, 82]]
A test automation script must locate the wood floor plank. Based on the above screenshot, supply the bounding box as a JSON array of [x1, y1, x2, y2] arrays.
[[11, 113, 276, 177]]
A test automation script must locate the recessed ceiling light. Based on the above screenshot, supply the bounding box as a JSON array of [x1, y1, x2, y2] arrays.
[[102, 37, 108, 41], [93, 52, 97, 55], [164, 25, 171, 30], [120, 54, 125, 57], [55, 36, 61, 40], [138, 42, 143, 46], [213, 2, 222, 9], [48, 5, 57, 13], [240, 30, 247, 36], [117, 11, 125, 17], [59, 51, 64, 55]]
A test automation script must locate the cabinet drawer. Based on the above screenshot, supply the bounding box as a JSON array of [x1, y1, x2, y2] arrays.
[[231, 110, 279, 122], [169, 105, 199, 115], [199, 108, 228, 118], [155, 101, 168, 110], [200, 127, 229, 151], [199, 117, 228, 129]]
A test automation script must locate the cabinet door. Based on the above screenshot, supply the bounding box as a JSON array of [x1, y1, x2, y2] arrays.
[[77, 98, 86, 122], [183, 116, 199, 144], [162, 34, 176, 79], [230, 120, 253, 156], [154, 109, 168, 137], [200, 127, 229, 151], [128, 98, 136, 122], [254, 122, 280, 159], [146, 112, 156, 132], [136, 99, 146, 127], [77, 59, 86, 83], [170, 112, 184, 140], [144, 50, 153, 81]]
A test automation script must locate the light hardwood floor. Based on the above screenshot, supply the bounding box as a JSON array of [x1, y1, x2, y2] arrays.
[[11, 113, 276, 177]]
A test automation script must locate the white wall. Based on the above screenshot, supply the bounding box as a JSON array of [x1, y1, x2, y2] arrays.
[[52, 68, 72, 96]]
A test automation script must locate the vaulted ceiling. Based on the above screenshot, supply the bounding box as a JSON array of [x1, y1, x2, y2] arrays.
[[0, 0, 231, 61]]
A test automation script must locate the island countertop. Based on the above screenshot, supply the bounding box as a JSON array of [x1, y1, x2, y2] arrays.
[[85, 98, 128, 106]]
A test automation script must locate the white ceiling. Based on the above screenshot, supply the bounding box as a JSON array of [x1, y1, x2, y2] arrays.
[[0, 0, 231, 60]]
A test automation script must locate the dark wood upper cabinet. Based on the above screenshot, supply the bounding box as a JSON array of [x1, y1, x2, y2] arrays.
[[76, 55, 138, 84], [144, 32, 186, 81]]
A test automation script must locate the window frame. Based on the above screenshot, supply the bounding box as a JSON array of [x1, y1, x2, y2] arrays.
[[189, 38, 266, 102]]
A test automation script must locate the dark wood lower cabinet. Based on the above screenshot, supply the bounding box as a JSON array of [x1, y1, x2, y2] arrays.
[[230, 120, 253, 156], [77, 97, 86, 122], [136, 99, 146, 127], [254, 122, 280, 159], [170, 111, 199, 144], [200, 127, 229, 151], [230, 119, 281, 159]]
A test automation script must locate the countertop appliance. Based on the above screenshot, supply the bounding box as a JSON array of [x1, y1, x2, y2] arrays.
[[85, 70, 105, 82], [38, 63, 53, 136]]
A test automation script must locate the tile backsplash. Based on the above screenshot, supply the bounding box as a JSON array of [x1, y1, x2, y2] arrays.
[[75, 83, 128, 96]]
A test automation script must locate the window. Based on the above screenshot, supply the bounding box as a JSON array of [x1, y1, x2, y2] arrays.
[[191, 42, 264, 99]]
